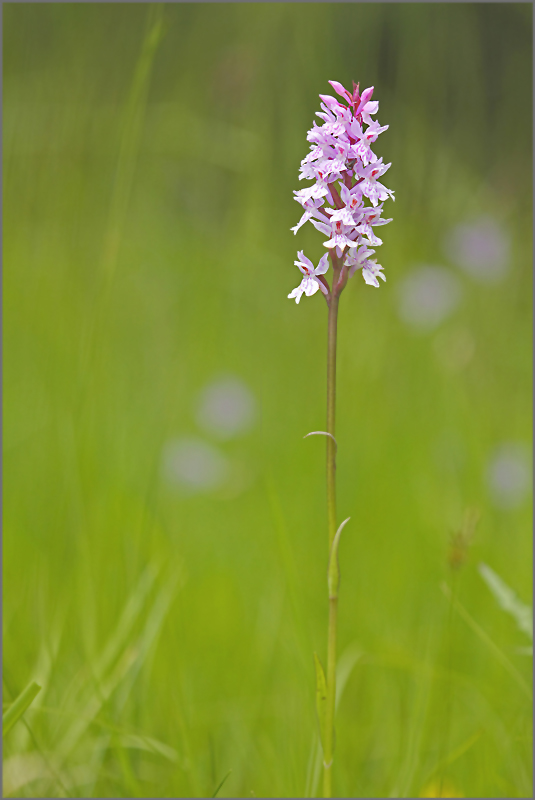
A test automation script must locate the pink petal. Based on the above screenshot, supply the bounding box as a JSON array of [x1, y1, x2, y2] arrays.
[[318, 94, 343, 111], [328, 80, 352, 103], [363, 100, 379, 116], [356, 86, 374, 116], [315, 253, 330, 275]]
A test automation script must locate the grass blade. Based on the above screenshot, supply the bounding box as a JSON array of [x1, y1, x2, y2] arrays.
[[3, 681, 41, 737], [441, 582, 532, 699], [478, 562, 533, 640], [211, 769, 232, 798]]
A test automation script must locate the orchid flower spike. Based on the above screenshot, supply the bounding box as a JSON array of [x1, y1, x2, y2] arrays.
[[288, 79, 393, 302]]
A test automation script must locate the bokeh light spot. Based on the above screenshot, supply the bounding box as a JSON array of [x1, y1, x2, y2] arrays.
[[444, 215, 511, 284], [397, 265, 462, 331], [486, 442, 532, 510], [161, 437, 229, 494], [195, 376, 256, 440]]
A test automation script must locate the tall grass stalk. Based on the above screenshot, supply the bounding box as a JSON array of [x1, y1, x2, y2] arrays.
[[102, 3, 164, 287]]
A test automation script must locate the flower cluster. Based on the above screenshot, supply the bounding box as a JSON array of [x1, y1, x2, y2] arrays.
[[288, 80, 393, 303]]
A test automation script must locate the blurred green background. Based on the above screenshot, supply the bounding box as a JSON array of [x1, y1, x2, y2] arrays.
[[3, 3, 532, 797]]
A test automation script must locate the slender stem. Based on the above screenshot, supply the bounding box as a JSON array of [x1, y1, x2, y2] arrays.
[[323, 291, 339, 798], [326, 294, 339, 549], [322, 596, 338, 798]]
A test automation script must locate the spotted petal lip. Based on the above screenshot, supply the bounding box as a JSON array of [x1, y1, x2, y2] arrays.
[[288, 275, 320, 303], [324, 234, 358, 251], [328, 207, 358, 227]]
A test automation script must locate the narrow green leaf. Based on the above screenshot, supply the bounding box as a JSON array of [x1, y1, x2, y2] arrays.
[[314, 652, 327, 752], [211, 769, 232, 798], [441, 582, 532, 699], [335, 643, 362, 710], [3, 681, 41, 737], [328, 517, 350, 599]]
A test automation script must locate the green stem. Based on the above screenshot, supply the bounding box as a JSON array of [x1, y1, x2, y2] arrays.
[[322, 596, 338, 797], [323, 290, 339, 798], [326, 294, 339, 550]]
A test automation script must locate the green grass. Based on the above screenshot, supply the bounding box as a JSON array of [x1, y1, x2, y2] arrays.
[[3, 3, 532, 797]]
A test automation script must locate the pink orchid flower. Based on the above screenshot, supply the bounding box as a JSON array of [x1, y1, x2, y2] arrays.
[[288, 252, 330, 303]]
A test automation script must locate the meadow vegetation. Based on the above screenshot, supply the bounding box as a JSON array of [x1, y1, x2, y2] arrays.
[[3, 4, 532, 797]]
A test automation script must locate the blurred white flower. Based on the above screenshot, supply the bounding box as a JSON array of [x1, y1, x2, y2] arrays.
[[397, 265, 462, 331], [195, 376, 256, 440], [161, 437, 229, 493], [444, 215, 511, 284], [486, 442, 531, 509]]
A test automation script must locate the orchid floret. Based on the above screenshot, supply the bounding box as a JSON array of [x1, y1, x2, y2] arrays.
[[288, 252, 330, 303]]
